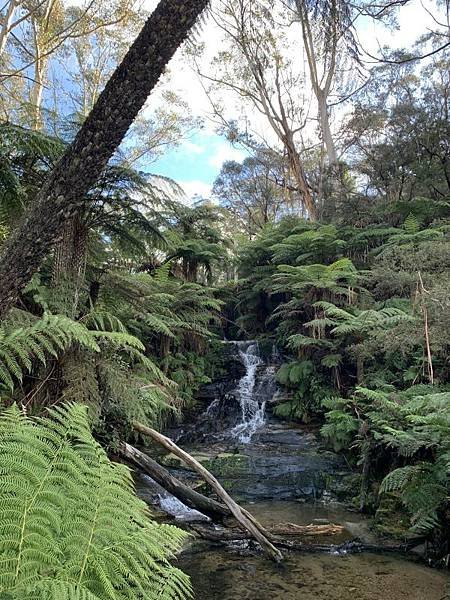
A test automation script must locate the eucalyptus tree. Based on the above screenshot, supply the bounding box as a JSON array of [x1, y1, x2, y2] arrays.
[[0, 0, 139, 129], [0, 0, 210, 318], [212, 150, 291, 235], [197, 0, 316, 218], [0, 0, 20, 58], [287, 0, 358, 167], [345, 55, 450, 206]]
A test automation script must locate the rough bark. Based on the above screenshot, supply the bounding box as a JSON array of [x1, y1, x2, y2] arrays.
[[133, 421, 284, 562], [119, 442, 231, 519], [0, 0, 209, 318], [52, 215, 89, 317]]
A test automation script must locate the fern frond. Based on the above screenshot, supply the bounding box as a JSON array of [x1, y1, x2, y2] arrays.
[[0, 314, 100, 392], [0, 403, 191, 599]]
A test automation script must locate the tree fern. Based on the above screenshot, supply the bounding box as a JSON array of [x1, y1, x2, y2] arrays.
[[380, 461, 448, 535], [0, 314, 99, 393], [0, 403, 191, 599], [286, 334, 333, 351]]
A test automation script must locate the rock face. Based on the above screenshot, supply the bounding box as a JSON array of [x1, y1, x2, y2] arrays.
[[180, 420, 354, 503], [176, 341, 282, 445]]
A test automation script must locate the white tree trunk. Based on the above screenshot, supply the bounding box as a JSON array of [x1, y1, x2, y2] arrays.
[[317, 92, 338, 165], [0, 0, 19, 58], [31, 55, 45, 129]]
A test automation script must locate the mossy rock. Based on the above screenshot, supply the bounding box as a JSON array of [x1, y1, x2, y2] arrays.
[[325, 472, 361, 502], [160, 452, 212, 468], [201, 453, 250, 478], [373, 493, 411, 539], [160, 451, 249, 480]]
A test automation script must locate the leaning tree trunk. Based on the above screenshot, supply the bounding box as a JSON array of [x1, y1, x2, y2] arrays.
[[0, 0, 210, 318], [0, 0, 18, 58]]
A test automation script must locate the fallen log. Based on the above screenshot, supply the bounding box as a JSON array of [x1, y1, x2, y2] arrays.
[[119, 442, 231, 519], [189, 524, 423, 556], [188, 522, 343, 538], [133, 421, 284, 563], [121, 445, 346, 537], [269, 523, 344, 536]]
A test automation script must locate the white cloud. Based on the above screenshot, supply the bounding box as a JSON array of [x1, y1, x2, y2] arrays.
[[179, 180, 212, 202], [181, 140, 204, 155], [208, 143, 246, 169]]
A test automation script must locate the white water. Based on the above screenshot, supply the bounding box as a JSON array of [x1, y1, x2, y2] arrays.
[[230, 342, 276, 443], [139, 475, 210, 522]]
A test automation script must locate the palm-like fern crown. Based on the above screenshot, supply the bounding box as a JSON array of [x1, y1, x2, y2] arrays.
[[0, 403, 191, 600]]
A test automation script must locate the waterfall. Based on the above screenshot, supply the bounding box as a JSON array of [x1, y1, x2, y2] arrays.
[[230, 341, 277, 443], [185, 340, 280, 444]]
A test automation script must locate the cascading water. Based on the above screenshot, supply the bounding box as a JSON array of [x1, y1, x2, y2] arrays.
[[180, 340, 280, 444], [136, 475, 210, 523], [230, 341, 278, 443]]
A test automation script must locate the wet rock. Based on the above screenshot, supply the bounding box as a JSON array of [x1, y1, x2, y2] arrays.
[[252, 428, 316, 447], [161, 452, 212, 468]]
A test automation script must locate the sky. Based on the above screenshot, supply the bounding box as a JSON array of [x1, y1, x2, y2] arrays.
[[149, 131, 246, 201], [144, 0, 444, 204]]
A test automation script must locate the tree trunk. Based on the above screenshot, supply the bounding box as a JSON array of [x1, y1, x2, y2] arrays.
[[31, 54, 45, 131], [0, 0, 18, 58], [285, 134, 316, 220], [52, 215, 88, 317], [119, 442, 231, 519], [0, 0, 209, 318], [417, 271, 434, 384], [317, 92, 338, 166], [190, 523, 422, 555]]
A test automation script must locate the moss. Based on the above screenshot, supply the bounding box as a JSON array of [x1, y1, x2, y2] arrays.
[[160, 452, 213, 468], [326, 472, 362, 502], [201, 453, 250, 478], [373, 493, 411, 539]]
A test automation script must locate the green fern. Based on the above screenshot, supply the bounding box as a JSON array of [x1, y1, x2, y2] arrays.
[[403, 213, 421, 234], [0, 403, 191, 599], [380, 461, 448, 535], [0, 314, 99, 392], [321, 354, 342, 368]]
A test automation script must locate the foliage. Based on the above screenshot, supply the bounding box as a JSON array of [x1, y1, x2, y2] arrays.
[[0, 403, 191, 600], [1, 1, 450, 573], [0, 125, 223, 440], [232, 205, 450, 544]]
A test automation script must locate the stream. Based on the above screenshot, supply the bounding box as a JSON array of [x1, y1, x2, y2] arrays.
[[137, 341, 449, 599]]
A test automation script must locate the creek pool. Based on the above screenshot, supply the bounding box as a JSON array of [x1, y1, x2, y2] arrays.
[[176, 499, 448, 599], [178, 546, 448, 600]]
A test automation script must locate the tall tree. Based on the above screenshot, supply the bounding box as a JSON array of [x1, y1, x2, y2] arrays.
[[0, 0, 210, 318], [0, 0, 20, 58], [196, 0, 316, 218]]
